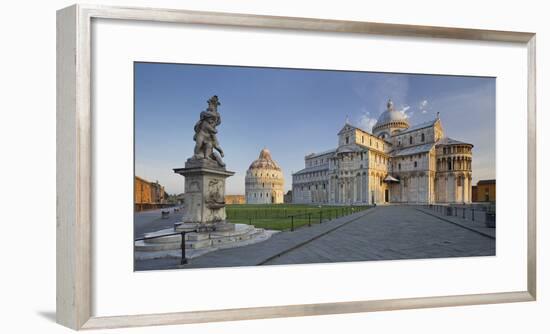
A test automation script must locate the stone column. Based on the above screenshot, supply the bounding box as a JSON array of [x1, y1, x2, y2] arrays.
[[460, 176, 466, 203]]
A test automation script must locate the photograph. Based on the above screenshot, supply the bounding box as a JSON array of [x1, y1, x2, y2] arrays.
[[133, 62, 497, 271]]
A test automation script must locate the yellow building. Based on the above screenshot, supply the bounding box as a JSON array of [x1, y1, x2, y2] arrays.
[[472, 179, 496, 202], [135, 176, 167, 211], [225, 195, 246, 204]]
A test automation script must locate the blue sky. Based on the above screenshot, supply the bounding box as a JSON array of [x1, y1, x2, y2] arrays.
[[135, 62, 495, 195]]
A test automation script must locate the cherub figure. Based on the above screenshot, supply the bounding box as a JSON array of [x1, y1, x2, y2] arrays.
[[192, 96, 225, 167]]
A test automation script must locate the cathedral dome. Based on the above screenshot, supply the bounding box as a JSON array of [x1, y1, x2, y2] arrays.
[[248, 148, 281, 171], [372, 99, 410, 138]]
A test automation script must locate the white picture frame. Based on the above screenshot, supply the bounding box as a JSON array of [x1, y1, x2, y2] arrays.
[[56, 4, 536, 330]]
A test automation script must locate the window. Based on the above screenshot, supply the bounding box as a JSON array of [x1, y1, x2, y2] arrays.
[[414, 161, 418, 168], [398, 163, 401, 170], [421, 133, 425, 142], [362, 136, 364, 144], [345, 136, 349, 144], [370, 138, 372, 146], [448, 160, 452, 170], [457, 177, 462, 186], [409, 136, 413, 144]]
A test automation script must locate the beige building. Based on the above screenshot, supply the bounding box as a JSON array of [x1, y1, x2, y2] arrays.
[[472, 179, 496, 202], [292, 99, 473, 205], [225, 195, 246, 204], [245, 148, 285, 204], [134, 176, 168, 211]]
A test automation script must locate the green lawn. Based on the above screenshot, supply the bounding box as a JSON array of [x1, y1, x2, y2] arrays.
[[226, 204, 371, 231]]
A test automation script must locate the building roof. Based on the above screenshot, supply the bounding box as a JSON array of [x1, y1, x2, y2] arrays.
[[477, 179, 496, 185], [436, 137, 473, 146], [293, 164, 329, 176], [306, 148, 336, 158], [248, 148, 282, 171], [390, 143, 435, 157], [396, 119, 438, 135], [335, 144, 363, 154], [384, 175, 400, 182]]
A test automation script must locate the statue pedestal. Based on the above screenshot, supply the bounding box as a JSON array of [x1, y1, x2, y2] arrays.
[[136, 158, 275, 261], [174, 160, 235, 229]]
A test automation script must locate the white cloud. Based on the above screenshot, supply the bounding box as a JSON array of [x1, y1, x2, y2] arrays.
[[399, 105, 412, 119], [357, 109, 378, 132], [419, 99, 429, 114]]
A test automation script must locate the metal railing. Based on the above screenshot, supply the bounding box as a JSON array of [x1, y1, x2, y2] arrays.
[[422, 203, 496, 227], [135, 230, 195, 265], [240, 205, 370, 232], [135, 206, 371, 265]]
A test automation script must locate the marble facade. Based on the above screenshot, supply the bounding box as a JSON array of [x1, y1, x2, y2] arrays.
[[245, 148, 284, 204], [292, 99, 473, 205]]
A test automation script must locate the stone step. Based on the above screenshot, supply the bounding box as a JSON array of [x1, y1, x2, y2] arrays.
[[134, 224, 266, 252]]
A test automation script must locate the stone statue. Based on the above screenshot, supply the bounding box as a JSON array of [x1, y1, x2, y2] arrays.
[[387, 99, 394, 111], [192, 95, 225, 167]]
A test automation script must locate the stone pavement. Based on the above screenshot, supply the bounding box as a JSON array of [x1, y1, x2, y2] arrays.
[[265, 205, 495, 266], [135, 205, 495, 270], [415, 206, 495, 239], [134, 207, 182, 239], [134, 208, 373, 270]]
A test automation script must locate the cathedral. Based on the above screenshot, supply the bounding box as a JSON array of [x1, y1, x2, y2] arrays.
[[292, 100, 473, 205]]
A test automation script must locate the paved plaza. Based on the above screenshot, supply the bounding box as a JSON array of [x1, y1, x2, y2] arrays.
[[134, 205, 495, 270], [265, 205, 494, 265], [134, 207, 182, 239]]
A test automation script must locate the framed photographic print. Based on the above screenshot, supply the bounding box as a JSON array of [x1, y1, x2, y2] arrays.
[[56, 4, 536, 330]]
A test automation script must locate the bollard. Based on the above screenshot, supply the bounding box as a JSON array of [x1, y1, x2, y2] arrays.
[[328, 209, 331, 220], [180, 232, 187, 265], [291, 216, 294, 232], [308, 213, 311, 227], [320, 210, 323, 224], [249, 217, 252, 225]]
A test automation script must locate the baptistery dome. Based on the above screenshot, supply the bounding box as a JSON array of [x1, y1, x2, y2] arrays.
[[248, 148, 281, 170], [245, 148, 284, 204], [372, 99, 409, 139]]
